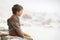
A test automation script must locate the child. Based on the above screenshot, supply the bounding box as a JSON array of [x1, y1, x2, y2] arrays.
[[7, 4, 33, 40]]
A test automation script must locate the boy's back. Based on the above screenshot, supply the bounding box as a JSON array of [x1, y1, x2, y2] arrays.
[[7, 15, 23, 37]]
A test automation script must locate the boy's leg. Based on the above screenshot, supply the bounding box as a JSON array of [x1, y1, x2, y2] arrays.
[[22, 32, 31, 37], [21, 32, 33, 40], [22, 32, 33, 40]]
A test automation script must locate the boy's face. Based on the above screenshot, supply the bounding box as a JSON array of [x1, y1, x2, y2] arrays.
[[16, 10, 23, 16]]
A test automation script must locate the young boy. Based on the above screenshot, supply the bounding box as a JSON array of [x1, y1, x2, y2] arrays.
[[7, 4, 33, 40]]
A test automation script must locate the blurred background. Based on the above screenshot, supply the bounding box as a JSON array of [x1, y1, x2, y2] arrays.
[[0, 0, 60, 40]]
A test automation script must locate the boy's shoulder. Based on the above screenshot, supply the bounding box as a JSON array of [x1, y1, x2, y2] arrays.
[[7, 15, 13, 21], [7, 15, 19, 22]]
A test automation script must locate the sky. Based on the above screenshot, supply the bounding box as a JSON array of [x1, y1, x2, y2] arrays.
[[0, 0, 60, 18]]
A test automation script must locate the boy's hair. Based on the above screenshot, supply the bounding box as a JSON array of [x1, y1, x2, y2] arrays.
[[12, 4, 23, 14]]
